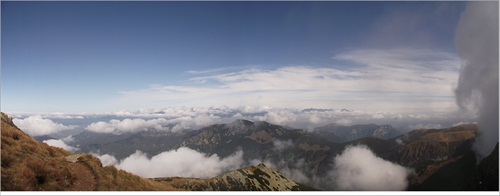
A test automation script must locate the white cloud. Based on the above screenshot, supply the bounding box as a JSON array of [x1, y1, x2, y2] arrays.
[[454, 1, 499, 160], [272, 139, 294, 151], [118, 49, 460, 114], [85, 118, 169, 134], [13, 115, 77, 136], [84, 113, 233, 135], [43, 139, 79, 153], [81, 105, 471, 134], [329, 145, 412, 191], [93, 153, 118, 167], [61, 135, 75, 143], [276, 158, 311, 185], [39, 113, 86, 119], [110, 147, 244, 178]]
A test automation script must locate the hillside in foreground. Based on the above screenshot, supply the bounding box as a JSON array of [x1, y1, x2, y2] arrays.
[[1, 112, 179, 191], [1, 112, 302, 191], [154, 163, 316, 191]]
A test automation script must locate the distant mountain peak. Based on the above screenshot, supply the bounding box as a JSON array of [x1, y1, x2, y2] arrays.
[[230, 119, 254, 126]]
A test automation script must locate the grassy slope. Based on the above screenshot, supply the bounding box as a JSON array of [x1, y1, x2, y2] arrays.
[[1, 112, 178, 191], [154, 163, 305, 191]]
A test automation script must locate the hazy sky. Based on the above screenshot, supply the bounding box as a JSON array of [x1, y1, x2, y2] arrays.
[[2, 1, 466, 113]]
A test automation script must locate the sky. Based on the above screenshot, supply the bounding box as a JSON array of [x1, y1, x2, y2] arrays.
[[2, 1, 468, 114]]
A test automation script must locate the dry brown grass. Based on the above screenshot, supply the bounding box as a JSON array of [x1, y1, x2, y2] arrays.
[[1, 112, 178, 191], [424, 130, 476, 143]]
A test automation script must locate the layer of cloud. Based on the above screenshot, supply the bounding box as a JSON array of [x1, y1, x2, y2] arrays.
[[454, 1, 499, 159], [118, 48, 460, 114], [329, 145, 412, 191], [80, 106, 472, 135], [85, 118, 170, 134], [42, 113, 85, 119], [43, 138, 79, 153], [13, 115, 77, 136], [102, 147, 245, 178]]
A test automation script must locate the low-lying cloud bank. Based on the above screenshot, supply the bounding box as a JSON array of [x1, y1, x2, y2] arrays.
[[329, 145, 412, 190], [96, 147, 245, 179], [12, 104, 474, 137], [83, 106, 471, 135], [249, 143, 412, 190], [43, 136, 79, 152]]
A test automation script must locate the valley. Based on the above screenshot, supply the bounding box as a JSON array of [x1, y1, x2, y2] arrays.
[[3, 112, 497, 191]]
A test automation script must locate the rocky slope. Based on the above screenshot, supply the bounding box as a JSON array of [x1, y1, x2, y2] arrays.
[[154, 163, 306, 191], [409, 143, 498, 191], [388, 124, 478, 185], [394, 124, 477, 166]]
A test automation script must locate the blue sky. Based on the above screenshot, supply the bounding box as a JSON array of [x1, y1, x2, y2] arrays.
[[2, 1, 467, 113]]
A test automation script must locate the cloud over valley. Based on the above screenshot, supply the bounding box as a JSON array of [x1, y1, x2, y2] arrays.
[[96, 147, 245, 179], [329, 145, 412, 190]]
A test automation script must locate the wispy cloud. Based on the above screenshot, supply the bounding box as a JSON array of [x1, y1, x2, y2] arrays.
[[119, 48, 460, 114]]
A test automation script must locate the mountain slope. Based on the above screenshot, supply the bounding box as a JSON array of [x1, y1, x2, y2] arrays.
[[409, 143, 498, 191], [387, 124, 479, 187], [1, 112, 177, 191], [154, 163, 304, 191], [391, 124, 477, 168], [176, 119, 341, 178], [75, 130, 190, 160], [177, 120, 290, 155], [314, 123, 401, 143]]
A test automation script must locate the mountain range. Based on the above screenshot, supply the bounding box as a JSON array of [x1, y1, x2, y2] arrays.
[[1, 112, 303, 191], [314, 123, 402, 142], [2, 112, 498, 191]]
